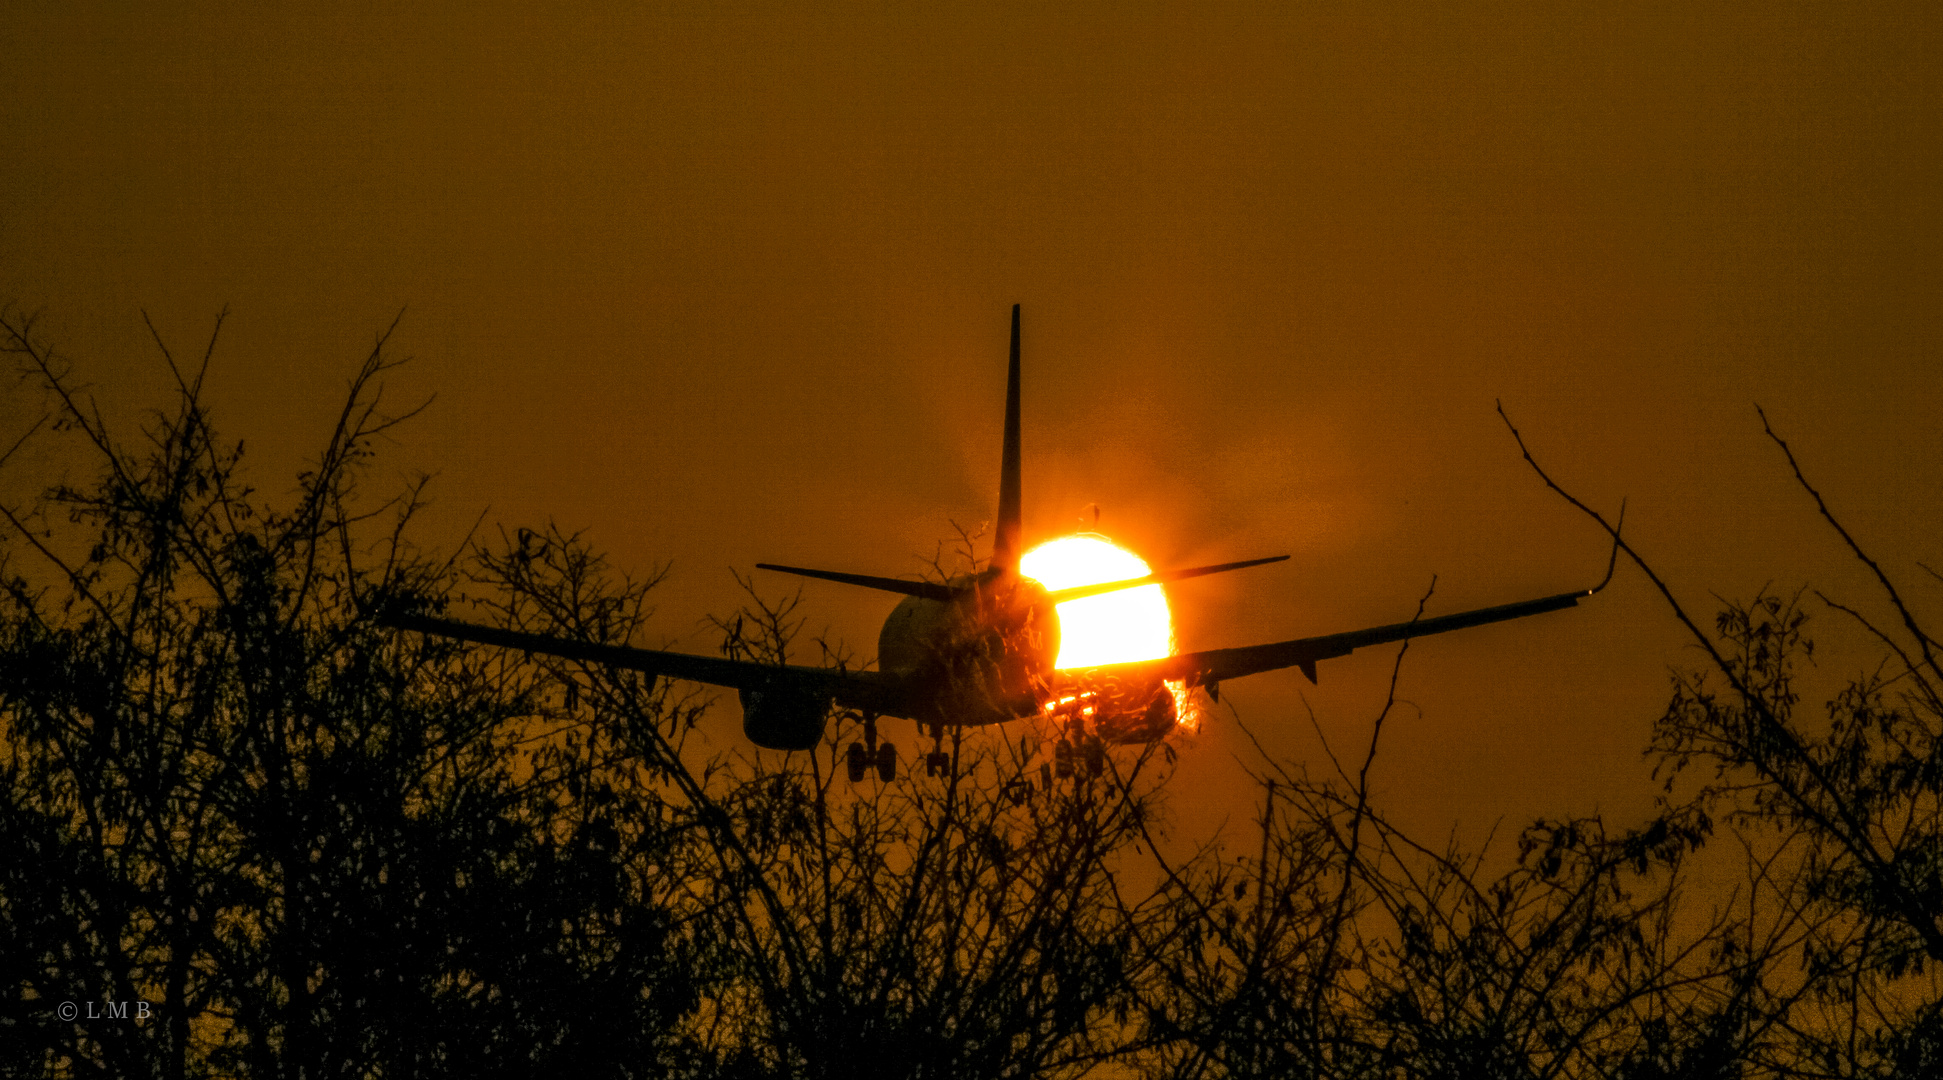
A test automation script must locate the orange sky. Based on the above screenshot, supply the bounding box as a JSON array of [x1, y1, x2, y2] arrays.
[[5, 3, 1940, 844]]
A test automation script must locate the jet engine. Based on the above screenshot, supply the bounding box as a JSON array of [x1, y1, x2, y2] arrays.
[[1092, 678, 1179, 744], [1047, 673, 1180, 744], [739, 685, 830, 750]]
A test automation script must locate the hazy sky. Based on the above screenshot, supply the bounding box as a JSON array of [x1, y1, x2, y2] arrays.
[[5, 3, 1940, 842]]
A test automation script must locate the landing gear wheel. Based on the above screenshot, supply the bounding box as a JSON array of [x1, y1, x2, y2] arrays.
[[1054, 738, 1075, 779], [846, 741, 868, 783], [876, 742, 897, 782]]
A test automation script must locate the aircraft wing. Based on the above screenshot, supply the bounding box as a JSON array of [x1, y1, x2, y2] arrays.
[[378, 611, 909, 715], [1070, 586, 1598, 691]]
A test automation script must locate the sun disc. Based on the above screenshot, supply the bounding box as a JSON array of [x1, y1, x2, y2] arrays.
[[1019, 534, 1173, 669]]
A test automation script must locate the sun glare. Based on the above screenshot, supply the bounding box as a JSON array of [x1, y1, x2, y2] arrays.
[[1020, 534, 1174, 669]]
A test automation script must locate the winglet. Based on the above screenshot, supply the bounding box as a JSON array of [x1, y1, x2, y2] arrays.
[[992, 303, 1024, 575], [1587, 498, 1626, 596]]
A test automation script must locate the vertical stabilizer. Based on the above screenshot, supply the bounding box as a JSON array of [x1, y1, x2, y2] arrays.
[[993, 304, 1023, 575]]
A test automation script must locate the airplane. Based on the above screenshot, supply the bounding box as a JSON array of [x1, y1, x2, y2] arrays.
[[380, 305, 1613, 782]]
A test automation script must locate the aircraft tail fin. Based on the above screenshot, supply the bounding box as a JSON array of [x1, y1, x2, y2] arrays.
[[993, 303, 1023, 575]]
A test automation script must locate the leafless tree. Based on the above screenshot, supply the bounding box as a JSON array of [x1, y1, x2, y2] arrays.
[[0, 309, 721, 1077], [1495, 402, 1943, 1076]]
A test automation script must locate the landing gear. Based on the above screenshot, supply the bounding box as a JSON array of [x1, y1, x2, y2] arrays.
[[847, 714, 896, 783], [924, 722, 950, 778], [1052, 723, 1106, 781]]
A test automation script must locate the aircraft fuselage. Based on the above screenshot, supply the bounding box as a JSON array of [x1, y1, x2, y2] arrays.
[[876, 571, 1058, 728]]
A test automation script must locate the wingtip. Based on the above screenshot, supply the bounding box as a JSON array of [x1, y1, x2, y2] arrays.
[[1587, 497, 1626, 596]]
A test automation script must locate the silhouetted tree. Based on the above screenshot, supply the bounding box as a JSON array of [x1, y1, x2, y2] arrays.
[[1137, 628, 1764, 1080], [0, 310, 720, 1077], [1500, 403, 1943, 1076], [1136, 407, 1943, 1080]]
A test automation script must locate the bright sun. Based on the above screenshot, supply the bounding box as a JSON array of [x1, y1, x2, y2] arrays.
[[1019, 534, 1174, 669]]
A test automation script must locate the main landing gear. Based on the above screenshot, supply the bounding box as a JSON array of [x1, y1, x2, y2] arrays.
[[841, 717, 1104, 786], [846, 714, 895, 783], [923, 722, 951, 778], [843, 719, 954, 782]]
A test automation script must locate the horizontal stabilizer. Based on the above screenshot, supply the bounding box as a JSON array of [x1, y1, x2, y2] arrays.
[[756, 563, 959, 603], [1042, 554, 1289, 604]]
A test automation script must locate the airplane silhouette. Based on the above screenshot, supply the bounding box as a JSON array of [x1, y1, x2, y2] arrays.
[[382, 305, 1612, 781]]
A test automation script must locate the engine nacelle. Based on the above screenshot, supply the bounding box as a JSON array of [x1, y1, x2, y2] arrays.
[[1047, 673, 1180, 744], [739, 685, 830, 750], [1093, 680, 1179, 744]]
